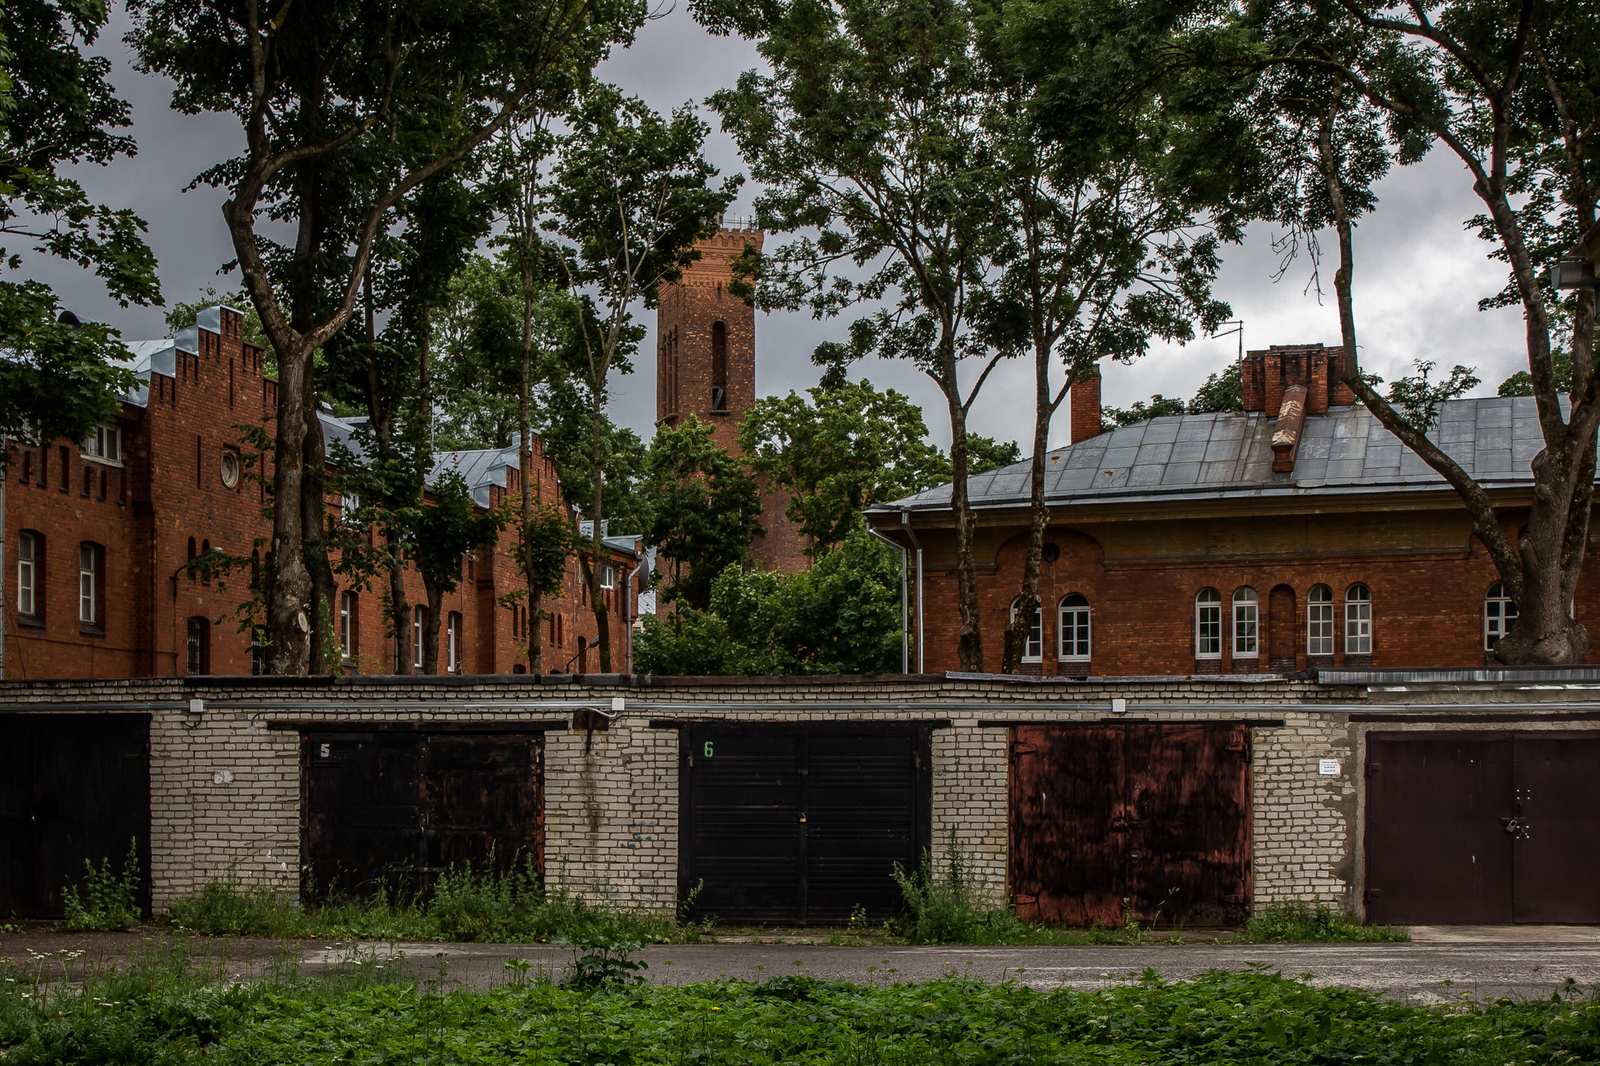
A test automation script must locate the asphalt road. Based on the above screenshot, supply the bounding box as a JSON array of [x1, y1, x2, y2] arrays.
[[298, 937, 1600, 1002]]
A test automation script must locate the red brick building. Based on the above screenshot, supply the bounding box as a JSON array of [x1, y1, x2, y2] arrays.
[[867, 343, 1599, 674], [3, 304, 639, 680], [656, 225, 810, 572]]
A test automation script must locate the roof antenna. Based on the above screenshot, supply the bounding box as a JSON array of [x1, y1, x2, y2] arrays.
[[1210, 320, 1243, 366]]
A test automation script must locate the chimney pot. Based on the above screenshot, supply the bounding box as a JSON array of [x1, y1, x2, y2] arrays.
[[1071, 370, 1103, 444]]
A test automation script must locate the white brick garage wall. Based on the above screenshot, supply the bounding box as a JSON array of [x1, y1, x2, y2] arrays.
[[0, 674, 1594, 919]]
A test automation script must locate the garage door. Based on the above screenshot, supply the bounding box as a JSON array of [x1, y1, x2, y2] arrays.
[[302, 730, 543, 900], [0, 714, 150, 918], [1010, 723, 1253, 927], [680, 723, 933, 924], [1365, 732, 1600, 924]]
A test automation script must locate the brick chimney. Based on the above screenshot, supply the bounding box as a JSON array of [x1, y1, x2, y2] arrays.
[[1071, 370, 1102, 444]]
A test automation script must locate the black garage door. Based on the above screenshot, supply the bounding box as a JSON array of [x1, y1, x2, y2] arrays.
[[1009, 723, 1254, 927], [0, 714, 150, 918], [1366, 732, 1600, 924], [679, 722, 933, 924], [302, 730, 544, 900]]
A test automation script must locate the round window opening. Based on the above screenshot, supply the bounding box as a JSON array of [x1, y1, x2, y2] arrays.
[[220, 450, 241, 489]]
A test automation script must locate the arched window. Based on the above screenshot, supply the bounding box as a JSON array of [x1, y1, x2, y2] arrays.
[[1232, 587, 1259, 657], [1058, 593, 1091, 661], [1195, 588, 1222, 658], [1485, 581, 1518, 651], [17, 530, 41, 621], [412, 605, 428, 668], [185, 616, 210, 675], [186, 536, 197, 582], [447, 612, 462, 674], [1307, 584, 1334, 656], [1009, 598, 1043, 662], [200, 539, 212, 586], [1345, 584, 1372, 655], [340, 590, 357, 659]]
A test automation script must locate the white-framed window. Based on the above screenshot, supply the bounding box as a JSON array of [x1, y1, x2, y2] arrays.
[[1485, 581, 1517, 651], [1307, 584, 1335, 656], [1196, 588, 1222, 657], [1009, 598, 1043, 662], [412, 605, 427, 667], [80, 424, 121, 464], [339, 590, 356, 659], [341, 492, 360, 517], [600, 563, 617, 590], [447, 612, 462, 674], [1345, 583, 1372, 655], [17, 530, 38, 618], [1058, 593, 1091, 660], [1232, 586, 1259, 657], [78, 542, 100, 626]]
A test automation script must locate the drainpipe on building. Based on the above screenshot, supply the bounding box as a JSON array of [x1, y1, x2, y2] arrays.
[[866, 523, 908, 674], [900, 508, 924, 674]]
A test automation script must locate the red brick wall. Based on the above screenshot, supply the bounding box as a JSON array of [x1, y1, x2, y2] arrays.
[[4, 308, 637, 679], [907, 511, 1599, 674]]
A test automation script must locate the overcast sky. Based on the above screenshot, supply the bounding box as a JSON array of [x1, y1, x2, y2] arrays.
[[38, 4, 1533, 454]]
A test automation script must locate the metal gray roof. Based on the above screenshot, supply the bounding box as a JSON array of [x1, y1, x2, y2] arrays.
[[879, 396, 1569, 512]]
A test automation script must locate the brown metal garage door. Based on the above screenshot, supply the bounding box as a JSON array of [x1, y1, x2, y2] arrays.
[[1365, 732, 1600, 924], [1009, 723, 1252, 927], [0, 714, 150, 918], [302, 729, 543, 900]]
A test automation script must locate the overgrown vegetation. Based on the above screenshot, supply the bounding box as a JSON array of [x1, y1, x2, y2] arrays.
[[2, 942, 1596, 1065], [166, 861, 704, 945], [1236, 899, 1409, 944], [59, 839, 142, 933]]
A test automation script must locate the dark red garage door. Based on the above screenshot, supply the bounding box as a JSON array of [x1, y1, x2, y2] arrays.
[[1365, 732, 1600, 924], [1010, 723, 1253, 927]]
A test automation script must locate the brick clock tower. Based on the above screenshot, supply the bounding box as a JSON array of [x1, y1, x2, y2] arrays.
[[656, 222, 808, 572]]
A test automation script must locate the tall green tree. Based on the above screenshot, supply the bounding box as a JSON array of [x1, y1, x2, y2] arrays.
[[1235, 0, 1600, 664], [738, 376, 949, 553], [709, 0, 1007, 672], [0, 0, 155, 449], [128, 0, 639, 673], [414, 471, 505, 674], [547, 84, 740, 669], [644, 415, 763, 613]]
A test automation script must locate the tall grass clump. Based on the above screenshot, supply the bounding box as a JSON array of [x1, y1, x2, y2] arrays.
[[1239, 899, 1409, 943], [891, 831, 1030, 944], [59, 838, 142, 932]]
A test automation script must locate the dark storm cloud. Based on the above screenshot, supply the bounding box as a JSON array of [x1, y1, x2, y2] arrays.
[[45, 5, 1531, 454]]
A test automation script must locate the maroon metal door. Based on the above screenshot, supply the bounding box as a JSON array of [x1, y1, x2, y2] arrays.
[[1010, 723, 1252, 927], [1365, 734, 1515, 924], [1512, 736, 1600, 923]]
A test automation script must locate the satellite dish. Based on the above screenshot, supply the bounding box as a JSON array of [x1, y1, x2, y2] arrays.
[[57, 310, 82, 327]]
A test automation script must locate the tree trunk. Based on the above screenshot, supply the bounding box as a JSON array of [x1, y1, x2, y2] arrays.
[[942, 338, 982, 673], [302, 366, 337, 675], [389, 550, 411, 674], [518, 264, 540, 674], [263, 340, 312, 674], [589, 387, 611, 672], [1003, 347, 1064, 674], [421, 577, 444, 675], [528, 585, 544, 674]]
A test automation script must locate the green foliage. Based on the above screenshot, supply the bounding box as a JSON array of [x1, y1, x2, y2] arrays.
[[645, 415, 764, 611], [559, 924, 648, 991], [509, 500, 578, 602], [413, 471, 505, 598], [1104, 394, 1187, 429], [59, 839, 141, 933], [891, 831, 1028, 946], [637, 529, 902, 676], [1501, 346, 1575, 398], [167, 862, 680, 945], [965, 435, 1022, 475], [6, 947, 1596, 1065], [739, 378, 949, 551], [1383, 360, 1482, 434], [1187, 363, 1244, 415], [1237, 899, 1409, 945]]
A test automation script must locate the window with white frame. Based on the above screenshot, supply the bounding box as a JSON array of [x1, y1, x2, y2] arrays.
[[17, 530, 39, 619], [1195, 588, 1222, 657], [81, 424, 121, 464], [600, 563, 616, 590], [339, 590, 357, 659], [1232, 587, 1259, 657], [447, 612, 462, 673], [1009, 598, 1043, 662], [78, 542, 101, 627], [412, 605, 427, 667], [1307, 584, 1334, 656], [1485, 581, 1517, 651], [1058, 593, 1091, 660], [1345, 583, 1372, 654]]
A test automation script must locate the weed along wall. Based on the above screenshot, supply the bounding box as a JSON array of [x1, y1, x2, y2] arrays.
[[2, 671, 1600, 926]]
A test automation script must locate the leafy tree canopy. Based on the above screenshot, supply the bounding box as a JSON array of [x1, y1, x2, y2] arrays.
[[644, 415, 763, 611]]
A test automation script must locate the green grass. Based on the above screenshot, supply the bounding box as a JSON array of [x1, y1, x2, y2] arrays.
[[1232, 899, 1410, 944], [165, 861, 709, 945], [0, 944, 1592, 1065]]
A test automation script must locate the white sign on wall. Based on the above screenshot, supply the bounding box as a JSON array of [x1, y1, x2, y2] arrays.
[[1318, 758, 1341, 776]]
